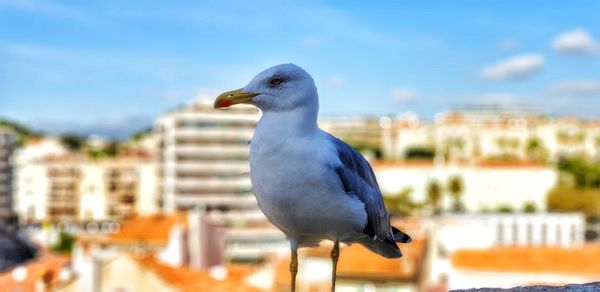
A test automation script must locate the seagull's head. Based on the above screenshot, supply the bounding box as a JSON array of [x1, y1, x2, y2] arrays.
[[214, 63, 318, 113]]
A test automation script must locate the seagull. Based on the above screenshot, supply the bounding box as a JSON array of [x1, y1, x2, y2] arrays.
[[214, 64, 411, 291]]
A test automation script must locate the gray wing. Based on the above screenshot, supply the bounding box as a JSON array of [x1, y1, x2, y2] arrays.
[[327, 133, 394, 241]]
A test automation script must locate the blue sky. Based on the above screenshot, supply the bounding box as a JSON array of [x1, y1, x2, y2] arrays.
[[1, 0, 599, 138]]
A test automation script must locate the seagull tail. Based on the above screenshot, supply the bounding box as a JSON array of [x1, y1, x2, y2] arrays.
[[392, 226, 412, 243], [356, 235, 402, 258], [356, 226, 412, 258]]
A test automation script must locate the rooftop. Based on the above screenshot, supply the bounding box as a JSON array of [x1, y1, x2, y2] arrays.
[[108, 213, 187, 246], [78, 213, 188, 247], [133, 255, 260, 292], [0, 253, 70, 290], [452, 245, 600, 277]]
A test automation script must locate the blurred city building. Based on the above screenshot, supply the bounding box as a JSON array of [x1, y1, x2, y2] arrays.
[[76, 212, 191, 268], [431, 213, 594, 289], [70, 210, 278, 291], [437, 213, 585, 251], [155, 100, 259, 214], [373, 161, 556, 212], [74, 209, 285, 268], [13, 138, 158, 223], [319, 117, 383, 159], [321, 106, 600, 162], [59, 253, 260, 292], [0, 128, 16, 223], [2, 103, 598, 291], [449, 245, 600, 289], [155, 101, 289, 264]]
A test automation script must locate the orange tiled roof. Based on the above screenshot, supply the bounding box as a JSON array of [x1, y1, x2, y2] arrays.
[[133, 255, 260, 292], [477, 159, 545, 168], [108, 213, 187, 245], [452, 245, 600, 276], [0, 253, 70, 290]]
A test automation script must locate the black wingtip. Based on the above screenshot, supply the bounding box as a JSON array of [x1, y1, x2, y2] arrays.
[[392, 226, 412, 243]]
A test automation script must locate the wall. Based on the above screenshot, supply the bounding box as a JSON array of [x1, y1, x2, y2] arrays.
[[375, 164, 557, 212]]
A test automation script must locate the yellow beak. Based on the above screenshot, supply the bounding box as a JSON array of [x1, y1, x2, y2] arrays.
[[214, 88, 259, 109]]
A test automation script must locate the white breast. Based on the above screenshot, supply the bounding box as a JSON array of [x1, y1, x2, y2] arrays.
[[249, 127, 367, 241]]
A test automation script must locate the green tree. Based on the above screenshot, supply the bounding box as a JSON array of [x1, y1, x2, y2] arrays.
[[384, 187, 416, 216], [557, 130, 585, 145], [523, 201, 537, 213], [60, 133, 86, 151], [497, 204, 514, 213], [447, 175, 465, 213], [547, 188, 600, 217], [525, 137, 548, 162], [405, 145, 436, 160], [51, 230, 75, 255], [427, 180, 443, 215], [0, 118, 41, 147], [557, 157, 600, 189], [131, 126, 153, 141]]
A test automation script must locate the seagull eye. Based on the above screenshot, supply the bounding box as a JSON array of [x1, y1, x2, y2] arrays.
[[270, 76, 282, 86]]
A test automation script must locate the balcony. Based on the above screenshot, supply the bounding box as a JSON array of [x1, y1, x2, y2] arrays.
[[175, 177, 251, 189], [174, 144, 249, 156], [170, 161, 250, 173], [174, 194, 257, 209], [175, 127, 253, 137]]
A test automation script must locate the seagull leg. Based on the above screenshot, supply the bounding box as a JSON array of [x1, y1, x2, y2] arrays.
[[331, 240, 339, 292], [290, 243, 298, 292]]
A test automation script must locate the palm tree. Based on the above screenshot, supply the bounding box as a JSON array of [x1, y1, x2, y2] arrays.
[[447, 175, 465, 213], [383, 187, 415, 216], [526, 137, 547, 162], [427, 180, 443, 215]]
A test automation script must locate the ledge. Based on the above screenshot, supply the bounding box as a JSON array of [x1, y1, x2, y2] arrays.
[[452, 282, 600, 292]]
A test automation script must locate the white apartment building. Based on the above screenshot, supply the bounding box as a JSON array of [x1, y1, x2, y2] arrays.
[[154, 100, 294, 264], [437, 213, 586, 252], [374, 162, 557, 212], [335, 106, 600, 162], [13, 140, 158, 222], [155, 100, 260, 213], [0, 128, 16, 222], [431, 213, 594, 290], [319, 116, 383, 157]]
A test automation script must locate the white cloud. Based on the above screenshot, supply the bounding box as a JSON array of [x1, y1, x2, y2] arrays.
[[552, 28, 600, 55], [480, 54, 544, 81], [549, 80, 600, 96], [391, 87, 419, 102]]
